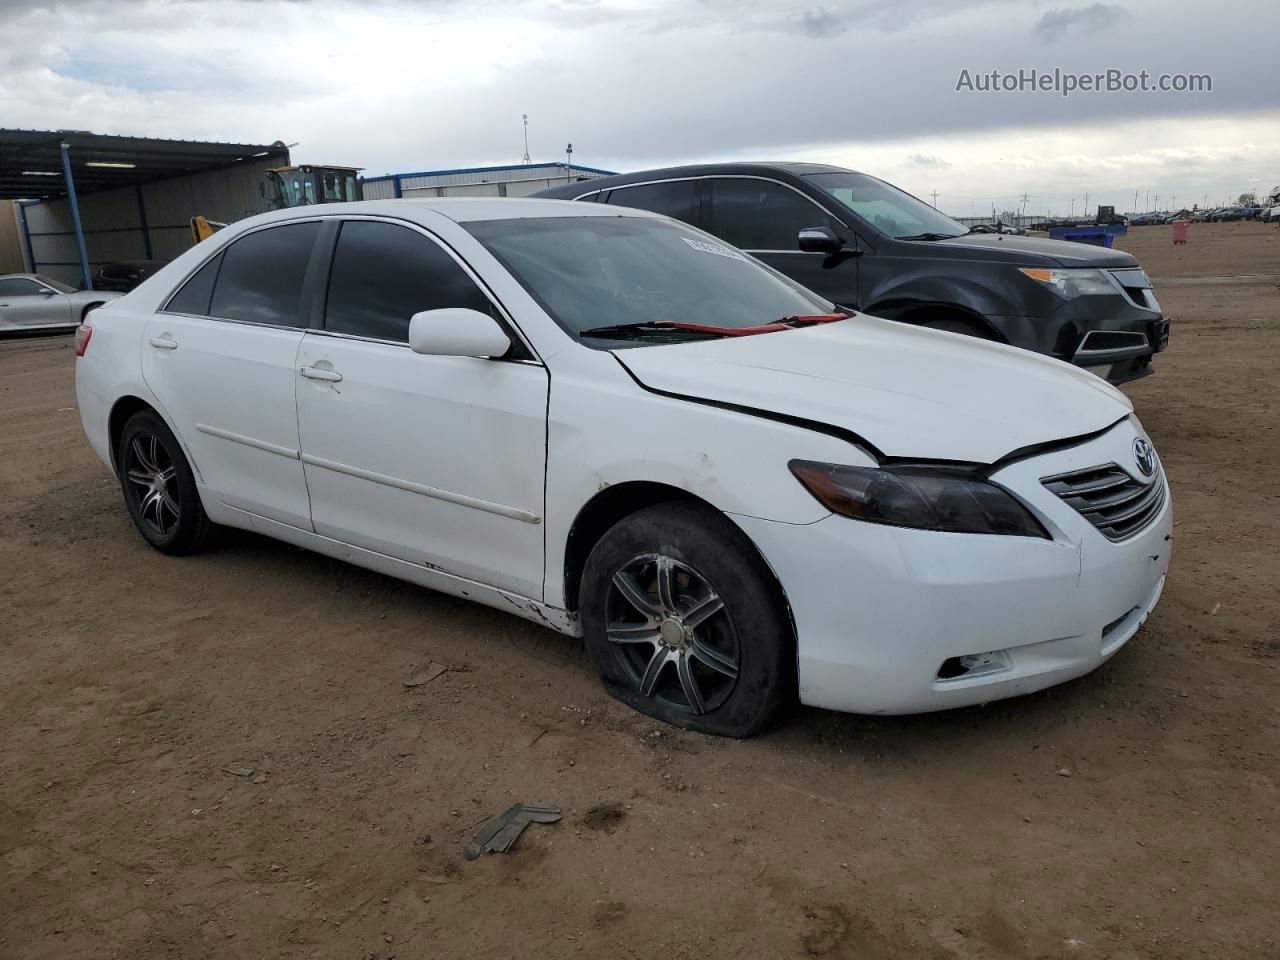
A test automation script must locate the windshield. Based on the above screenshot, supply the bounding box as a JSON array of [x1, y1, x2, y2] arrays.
[[463, 216, 833, 347], [806, 171, 967, 240], [35, 274, 75, 293]]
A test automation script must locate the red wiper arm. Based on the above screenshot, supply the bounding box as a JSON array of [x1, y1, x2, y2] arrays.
[[655, 313, 848, 338], [777, 312, 850, 326]]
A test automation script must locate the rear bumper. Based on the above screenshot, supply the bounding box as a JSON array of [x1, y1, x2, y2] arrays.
[[733, 418, 1172, 715]]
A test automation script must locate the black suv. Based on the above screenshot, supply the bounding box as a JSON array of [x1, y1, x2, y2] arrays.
[[537, 163, 1169, 383]]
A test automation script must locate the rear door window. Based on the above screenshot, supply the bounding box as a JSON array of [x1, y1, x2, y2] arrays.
[[323, 220, 493, 343], [165, 253, 223, 316], [207, 221, 321, 326], [604, 180, 698, 225], [708, 178, 841, 250]]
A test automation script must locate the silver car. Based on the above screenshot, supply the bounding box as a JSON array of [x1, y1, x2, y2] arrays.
[[0, 274, 120, 335]]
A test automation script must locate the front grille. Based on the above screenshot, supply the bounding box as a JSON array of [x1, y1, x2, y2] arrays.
[[1077, 330, 1149, 353], [1041, 462, 1165, 541]]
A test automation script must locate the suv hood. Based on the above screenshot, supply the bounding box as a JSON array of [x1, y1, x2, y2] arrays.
[[932, 232, 1139, 268], [614, 316, 1132, 464]]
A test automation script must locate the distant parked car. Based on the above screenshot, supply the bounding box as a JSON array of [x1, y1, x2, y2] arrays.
[[0, 273, 120, 335], [538, 163, 1169, 382], [1211, 207, 1250, 222], [970, 222, 1027, 235], [93, 260, 169, 293], [1129, 213, 1163, 226], [1264, 205, 1280, 223]]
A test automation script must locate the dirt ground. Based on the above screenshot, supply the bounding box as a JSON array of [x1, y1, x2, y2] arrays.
[[2, 221, 1277, 960]]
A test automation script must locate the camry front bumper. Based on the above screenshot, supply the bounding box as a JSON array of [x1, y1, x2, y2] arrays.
[[732, 418, 1172, 715]]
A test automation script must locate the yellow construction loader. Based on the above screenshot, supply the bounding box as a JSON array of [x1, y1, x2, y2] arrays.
[[190, 164, 363, 244]]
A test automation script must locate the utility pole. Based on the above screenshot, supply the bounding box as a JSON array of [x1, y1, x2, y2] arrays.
[[1083, 191, 1089, 217], [1171, 193, 1177, 212], [521, 114, 531, 165], [930, 189, 938, 208], [1154, 193, 1160, 211], [1020, 192, 1029, 225], [1070, 198, 1074, 217], [1133, 189, 1139, 214], [1145, 190, 1150, 211]]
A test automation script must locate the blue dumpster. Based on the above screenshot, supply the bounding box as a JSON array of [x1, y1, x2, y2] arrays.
[[1048, 224, 1128, 247]]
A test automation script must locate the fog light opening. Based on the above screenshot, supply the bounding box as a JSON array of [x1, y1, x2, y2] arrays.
[[936, 649, 1013, 682]]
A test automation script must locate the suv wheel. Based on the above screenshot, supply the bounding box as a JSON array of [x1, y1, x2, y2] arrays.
[[118, 409, 214, 555], [580, 502, 793, 737], [920, 316, 994, 339]]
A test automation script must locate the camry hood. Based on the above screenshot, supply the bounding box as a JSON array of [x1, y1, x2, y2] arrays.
[[614, 316, 1132, 464]]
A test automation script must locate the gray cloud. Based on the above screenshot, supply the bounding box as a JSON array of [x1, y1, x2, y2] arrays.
[[1032, 3, 1128, 42], [1, 0, 1276, 214]]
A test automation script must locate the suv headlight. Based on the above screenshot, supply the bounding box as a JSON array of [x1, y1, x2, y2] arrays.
[[789, 460, 1049, 538], [1019, 267, 1115, 299]]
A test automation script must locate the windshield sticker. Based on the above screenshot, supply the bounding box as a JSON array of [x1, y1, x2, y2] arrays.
[[681, 237, 749, 263]]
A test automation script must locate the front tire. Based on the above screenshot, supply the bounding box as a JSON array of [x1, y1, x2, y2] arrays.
[[117, 410, 214, 555], [580, 502, 794, 738]]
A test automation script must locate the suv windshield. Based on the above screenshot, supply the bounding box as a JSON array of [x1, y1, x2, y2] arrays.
[[806, 171, 968, 240], [463, 216, 833, 347]]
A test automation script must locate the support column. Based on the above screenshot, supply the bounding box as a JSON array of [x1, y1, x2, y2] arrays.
[[135, 183, 153, 259], [17, 201, 37, 274], [59, 142, 93, 290]]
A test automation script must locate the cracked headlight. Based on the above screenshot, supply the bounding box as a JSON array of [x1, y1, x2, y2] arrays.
[[789, 460, 1049, 538], [1018, 267, 1116, 299]]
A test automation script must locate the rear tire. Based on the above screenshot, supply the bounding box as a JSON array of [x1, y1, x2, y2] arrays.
[[580, 502, 794, 738], [117, 410, 214, 555]]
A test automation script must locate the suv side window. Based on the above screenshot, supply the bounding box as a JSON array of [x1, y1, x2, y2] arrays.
[[605, 180, 698, 225], [0, 277, 45, 297], [708, 178, 841, 250], [324, 220, 493, 343], [208, 221, 321, 326]]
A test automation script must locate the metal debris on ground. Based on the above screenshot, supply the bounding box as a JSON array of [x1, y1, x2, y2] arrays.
[[403, 663, 448, 688], [464, 803, 562, 860]]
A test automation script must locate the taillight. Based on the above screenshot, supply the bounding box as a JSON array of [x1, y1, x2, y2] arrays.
[[74, 323, 93, 357]]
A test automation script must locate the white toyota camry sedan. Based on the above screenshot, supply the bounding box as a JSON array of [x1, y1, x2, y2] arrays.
[[74, 199, 1171, 737]]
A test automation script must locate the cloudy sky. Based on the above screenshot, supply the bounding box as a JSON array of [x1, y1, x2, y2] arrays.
[[2, 0, 1277, 215]]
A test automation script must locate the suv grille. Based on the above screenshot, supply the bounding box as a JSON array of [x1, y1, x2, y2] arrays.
[[1041, 462, 1166, 541], [1077, 330, 1148, 352]]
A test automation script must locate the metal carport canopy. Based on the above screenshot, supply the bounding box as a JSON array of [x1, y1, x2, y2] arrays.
[[0, 129, 290, 288]]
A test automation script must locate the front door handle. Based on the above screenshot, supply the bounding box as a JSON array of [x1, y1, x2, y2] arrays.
[[299, 364, 343, 382], [149, 336, 178, 350]]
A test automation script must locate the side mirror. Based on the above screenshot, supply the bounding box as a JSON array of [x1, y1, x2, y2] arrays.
[[40, 289, 57, 296], [797, 226, 844, 254], [408, 308, 512, 358]]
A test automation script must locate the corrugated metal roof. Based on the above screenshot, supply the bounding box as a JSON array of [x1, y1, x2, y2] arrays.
[[0, 128, 289, 200]]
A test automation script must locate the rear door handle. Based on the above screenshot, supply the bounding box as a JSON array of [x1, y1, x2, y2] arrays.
[[299, 365, 343, 382], [149, 336, 178, 350]]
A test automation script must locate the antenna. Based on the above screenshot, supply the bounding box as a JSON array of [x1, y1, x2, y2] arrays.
[[521, 114, 531, 165]]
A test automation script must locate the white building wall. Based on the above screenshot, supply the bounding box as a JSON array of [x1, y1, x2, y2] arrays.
[[361, 163, 611, 202]]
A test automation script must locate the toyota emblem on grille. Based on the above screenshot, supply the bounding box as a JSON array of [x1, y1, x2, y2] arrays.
[[1133, 438, 1156, 477]]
